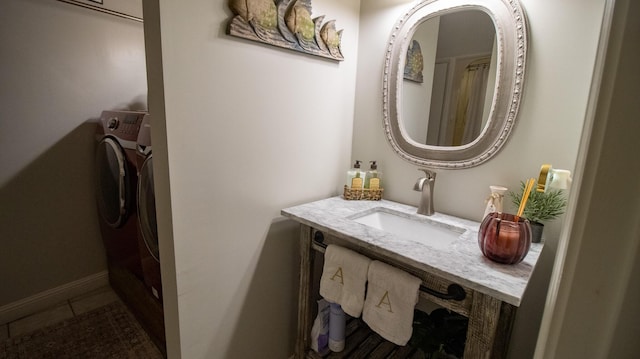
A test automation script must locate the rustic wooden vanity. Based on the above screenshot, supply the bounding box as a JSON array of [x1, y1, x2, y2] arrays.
[[282, 197, 543, 359]]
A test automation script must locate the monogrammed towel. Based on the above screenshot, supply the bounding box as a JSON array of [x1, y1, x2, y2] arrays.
[[319, 245, 371, 317], [363, 260, 421, 345]]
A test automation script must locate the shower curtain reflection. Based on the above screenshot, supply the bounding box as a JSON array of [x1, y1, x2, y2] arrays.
[[451, 57, 491, 146]]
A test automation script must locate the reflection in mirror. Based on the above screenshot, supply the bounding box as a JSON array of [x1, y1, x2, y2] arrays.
[[382, 0, 528, 169], [403, 11, 497, 147]]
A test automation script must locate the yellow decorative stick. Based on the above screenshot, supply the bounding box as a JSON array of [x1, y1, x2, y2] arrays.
[[517, 178, 536, 218]]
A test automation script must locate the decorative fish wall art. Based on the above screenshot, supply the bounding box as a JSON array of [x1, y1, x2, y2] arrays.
[[227, 0, 344, 61]]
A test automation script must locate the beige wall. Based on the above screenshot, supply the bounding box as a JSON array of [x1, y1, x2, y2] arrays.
[[5, 0, 629, 357], [0, 0, 147, 306], [146, 0, 361, 357], [352, 0, 606, 357]]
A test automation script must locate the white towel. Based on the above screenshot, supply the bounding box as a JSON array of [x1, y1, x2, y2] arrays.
[[319, 245, 371, 317], [363, 260, 421, 346]]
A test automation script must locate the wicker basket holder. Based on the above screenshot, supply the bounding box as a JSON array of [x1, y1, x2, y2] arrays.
[[343, 185, 384, 201]]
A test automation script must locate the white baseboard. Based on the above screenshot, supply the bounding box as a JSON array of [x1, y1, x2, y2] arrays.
[[0, 270, 109, 325]]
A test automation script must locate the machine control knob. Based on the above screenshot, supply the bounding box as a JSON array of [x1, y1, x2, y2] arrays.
[[107, 117, 119, 130]]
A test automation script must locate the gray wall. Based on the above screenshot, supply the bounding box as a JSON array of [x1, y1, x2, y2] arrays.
[[0, 0, 147, 305]]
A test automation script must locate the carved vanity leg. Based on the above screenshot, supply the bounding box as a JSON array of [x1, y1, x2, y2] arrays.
[[295, 224, 314, 358]]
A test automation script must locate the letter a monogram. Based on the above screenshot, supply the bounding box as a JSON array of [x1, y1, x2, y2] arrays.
[[330, 267, 344, 284], [376, 291, 393, 313]]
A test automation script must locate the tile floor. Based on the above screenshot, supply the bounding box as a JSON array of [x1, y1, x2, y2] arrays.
[[1, 286, 120, 340]]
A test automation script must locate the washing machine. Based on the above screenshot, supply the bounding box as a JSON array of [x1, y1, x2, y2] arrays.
[[96, 111, 166, 352], [135, 114, 163, 301], [95, 110, 146, 280]]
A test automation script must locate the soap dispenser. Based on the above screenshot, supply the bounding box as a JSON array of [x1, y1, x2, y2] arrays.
[[347, 160, 365, 189], [483, 185, 508, 218], [364, 161, 382, 190]]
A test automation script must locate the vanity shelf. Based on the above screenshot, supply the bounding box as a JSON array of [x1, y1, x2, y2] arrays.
[[307, 317, 422, 359], [282, 197, 543, 359]]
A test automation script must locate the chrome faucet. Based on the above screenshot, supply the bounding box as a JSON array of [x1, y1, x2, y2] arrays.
[[414, 169, 436, 216]]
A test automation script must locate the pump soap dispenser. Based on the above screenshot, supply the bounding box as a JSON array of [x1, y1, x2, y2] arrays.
[[364, 161, 382, 190], [483, 185, 508, 218], [347, 160, 365, 189]]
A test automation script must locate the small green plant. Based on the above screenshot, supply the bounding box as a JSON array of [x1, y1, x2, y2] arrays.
[[509, 181, 567, 224]]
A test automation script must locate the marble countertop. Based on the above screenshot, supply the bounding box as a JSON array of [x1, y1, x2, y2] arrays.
[[281, 196, 543, 307]]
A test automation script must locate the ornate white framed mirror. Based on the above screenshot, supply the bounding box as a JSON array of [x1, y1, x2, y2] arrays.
[[382, 0, 528, 168]]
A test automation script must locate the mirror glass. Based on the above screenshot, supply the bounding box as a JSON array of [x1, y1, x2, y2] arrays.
[[402, 11, 496, 147], [382, 0, 528, 169]]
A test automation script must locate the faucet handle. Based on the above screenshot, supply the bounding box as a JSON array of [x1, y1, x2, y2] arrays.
[[418, 168, 436, 179]]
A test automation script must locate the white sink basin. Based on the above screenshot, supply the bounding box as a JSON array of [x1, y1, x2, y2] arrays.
[[352, 208, 465, 249]]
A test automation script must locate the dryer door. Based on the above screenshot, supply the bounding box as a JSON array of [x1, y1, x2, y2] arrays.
[[96, 137, 130, 228], [138, 154, 159, 261]]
